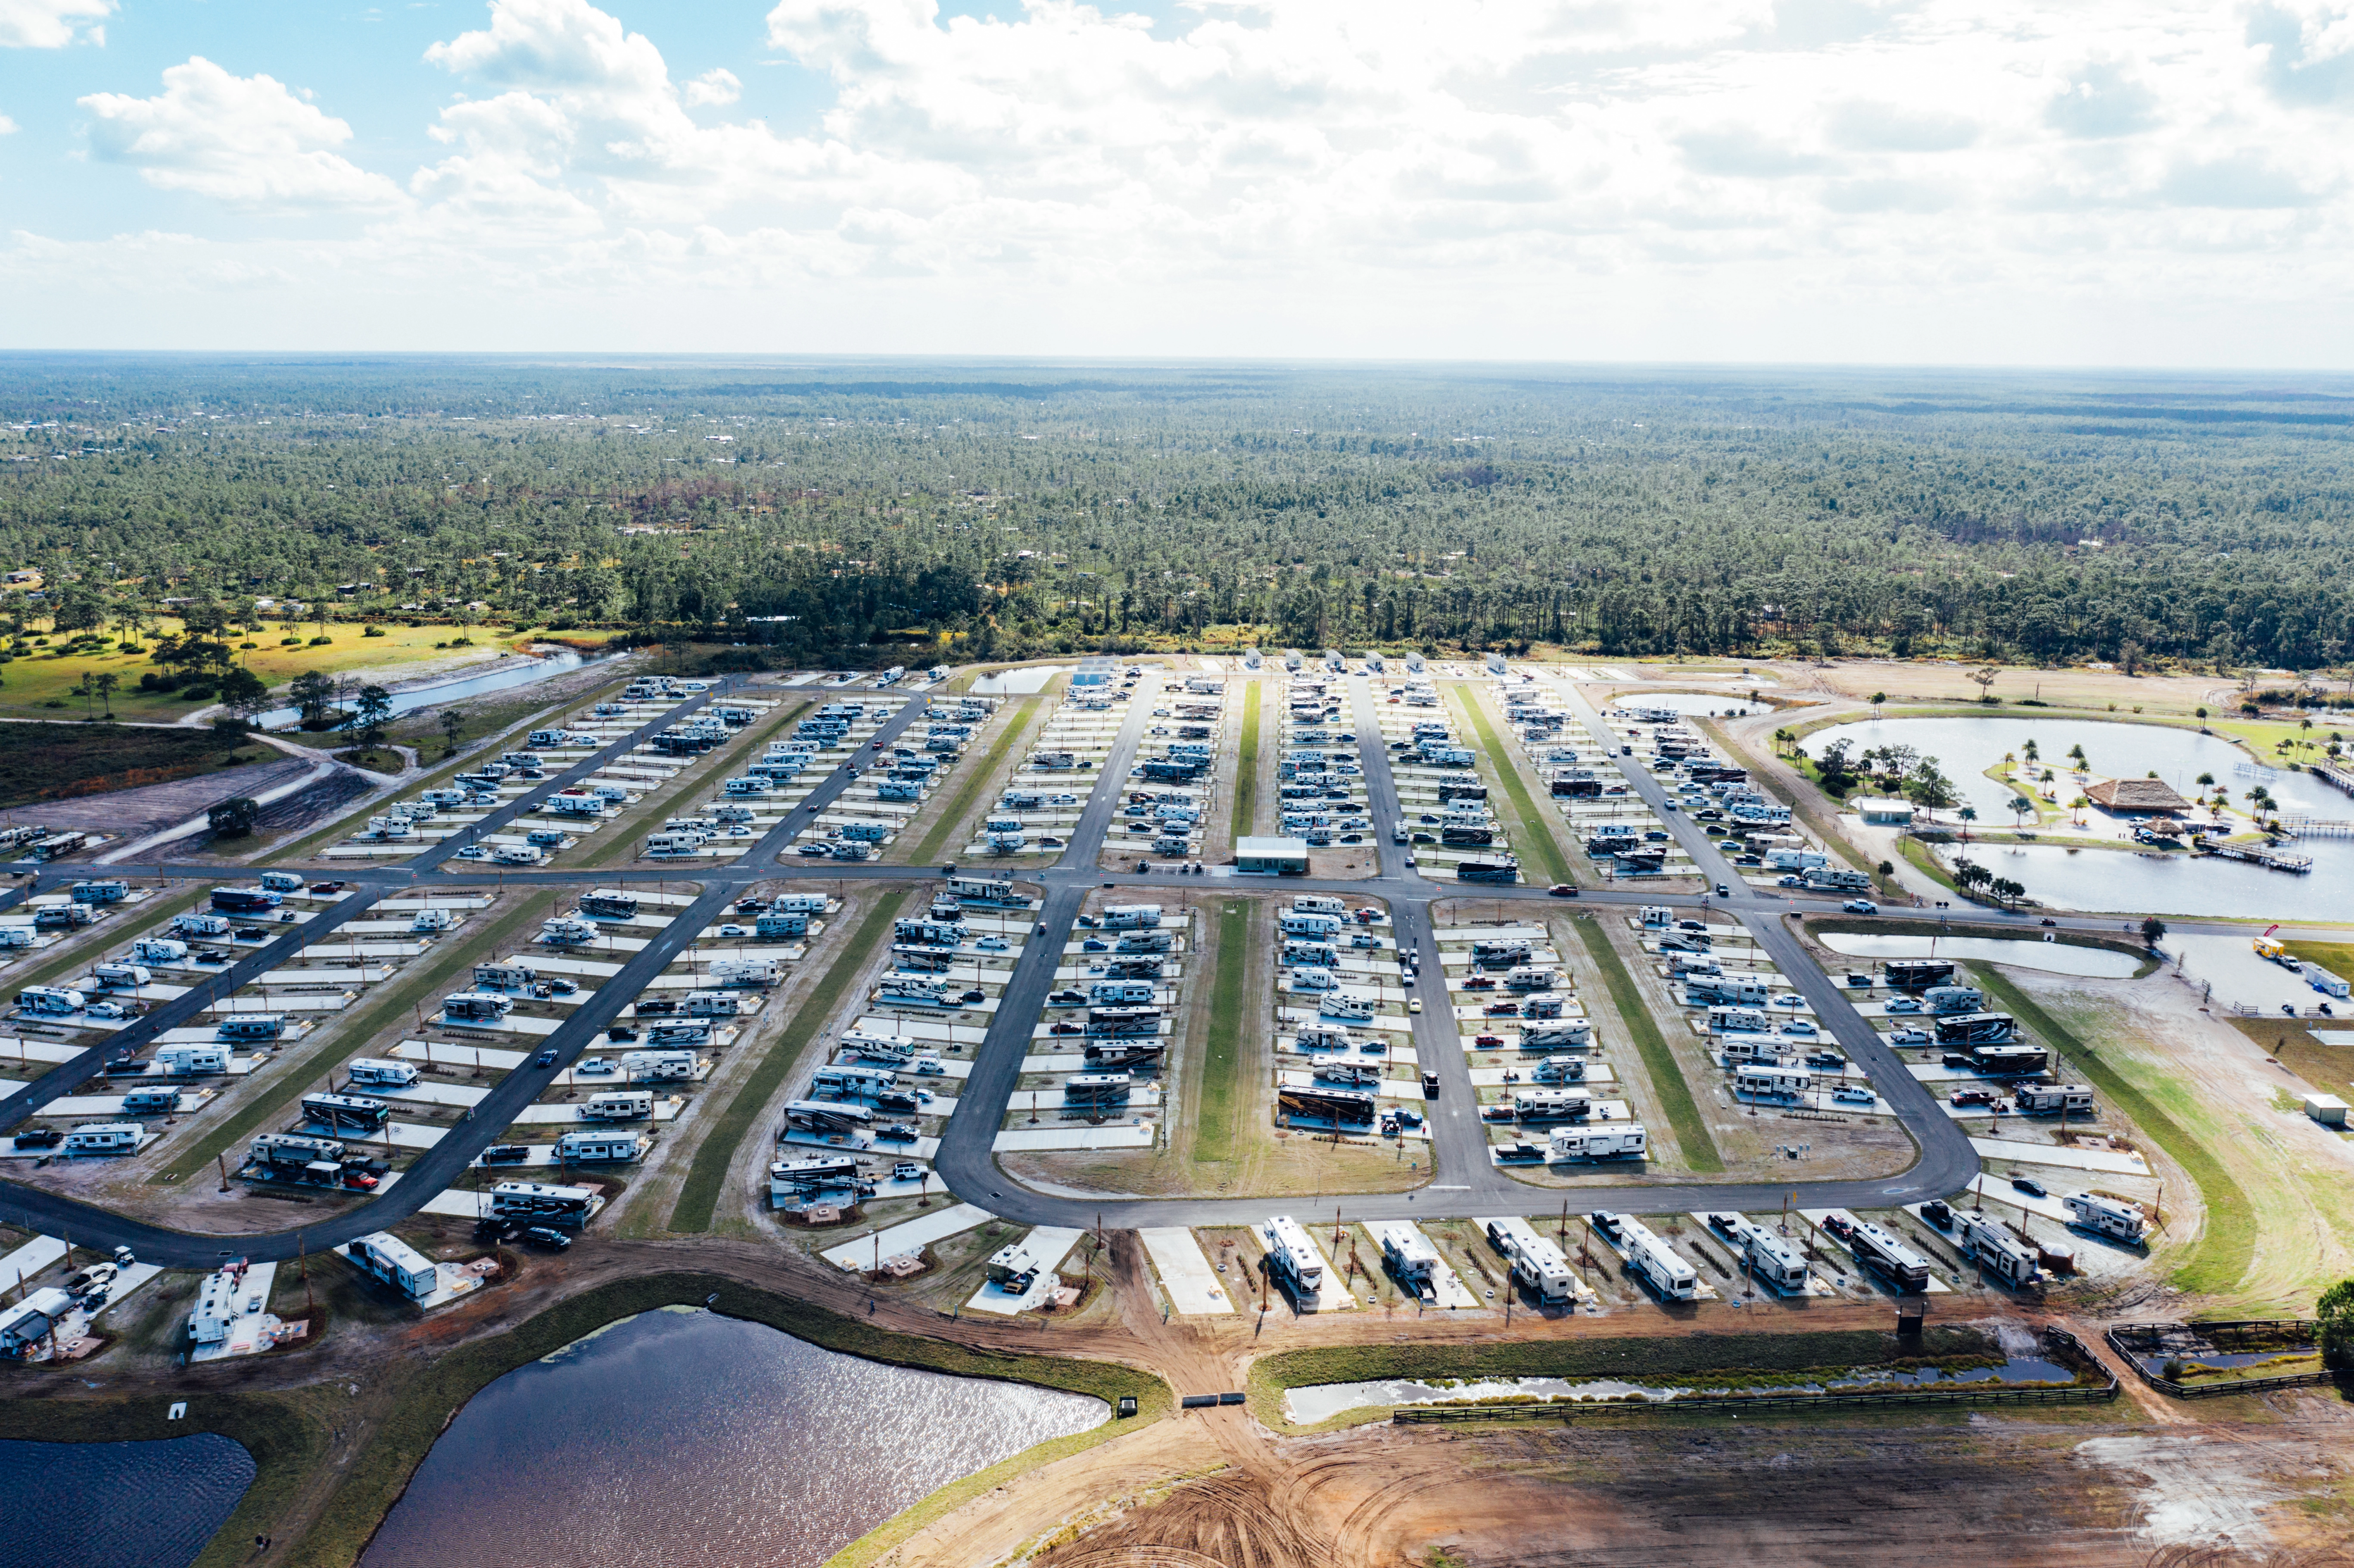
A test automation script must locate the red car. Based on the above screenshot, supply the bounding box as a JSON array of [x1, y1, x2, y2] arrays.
[[1548, 884, 1580, 897], [1473, 1033, 1505, 1048], [1483, 1001, 1520, 1017], [1462, 975, 1497, 991]]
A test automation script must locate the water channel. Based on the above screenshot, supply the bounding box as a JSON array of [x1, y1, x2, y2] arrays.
[[0, 1433, 253, 1568], [357, 1307, 1105, 1568], [1806, 715, 2354, 918], [256, 646, 600, 731]]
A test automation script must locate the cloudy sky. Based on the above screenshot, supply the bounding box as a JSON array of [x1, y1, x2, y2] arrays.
[[3, 0, 2353, 362]]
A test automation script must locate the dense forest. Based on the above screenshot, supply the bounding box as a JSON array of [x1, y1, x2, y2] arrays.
[[3, 356, 2353, 673]]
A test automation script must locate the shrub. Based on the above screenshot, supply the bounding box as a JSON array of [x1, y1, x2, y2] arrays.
[[362, 624, 385, 638], [308, 636, 333, 647]]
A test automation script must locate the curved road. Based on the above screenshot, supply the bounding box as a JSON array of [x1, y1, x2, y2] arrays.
[[0, 663, 2235, 1263]]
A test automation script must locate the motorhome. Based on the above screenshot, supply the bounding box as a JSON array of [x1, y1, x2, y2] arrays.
[[579, 891, 640, 920], [1734, 1064, 1812, 1102], [302, 1092, 390, 1132], [16, 985, 84, 1015], [1512, 1089, 1590, 1123], [489, 1181, 598, 1224], [1685, 974, 1770, 1007], [1518, 1020, 1594, 1051], [130, 937, 188, 965], [473, 961, 537, 993], [346, 1057, 419, 1088], [1531, 1055, 1586, 1083], [540, 918, 597, 946]]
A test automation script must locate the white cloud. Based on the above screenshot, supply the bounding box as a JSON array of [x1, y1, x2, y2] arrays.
[[684, 67, 740, 107], [80, 58, 410, 208], [20, 0, 2354, 361], [0, 0, 110, 49]]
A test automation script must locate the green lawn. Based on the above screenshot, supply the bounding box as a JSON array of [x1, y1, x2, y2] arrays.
[[1570, 915, 1722, 1173], [1452, 689, 1573, 886], [667, 891, 912, 1232], [1193, 901, 1251, 1165], [1231, 682, 1261, 843], [1966, 963, 2254, 1294]]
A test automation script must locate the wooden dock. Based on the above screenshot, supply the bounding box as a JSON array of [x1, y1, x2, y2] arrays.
[[2192, 837, 2314, 873]]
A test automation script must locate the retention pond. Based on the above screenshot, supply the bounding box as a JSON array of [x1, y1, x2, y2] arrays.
[[358, 1306, 1105, 1568], [0, 1432, 253, 1568]]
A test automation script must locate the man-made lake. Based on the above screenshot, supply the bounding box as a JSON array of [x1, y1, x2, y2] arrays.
[[969, 664, 1071, 695], [0, 1433, 253, 1568], [1816, 933, 2143, 978], [1809, 715, 2354, 918], [358, 1307, 1105, 1568], [258, 646, 600, 730]]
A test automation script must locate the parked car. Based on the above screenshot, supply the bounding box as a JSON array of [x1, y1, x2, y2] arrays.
[[522, 1226, 573, 1251], [1422, 1071, 1440, 1098], [483, 1145, 529, 1164], [1889, 1027, 1930, 1045], [1407, 998, 1422, 1014], [2010, 1175, 2048, 1198], [534, 1049, 558, 1069], [12, 1128, 61, 1149], [1778, 1019, 1818, 1036]]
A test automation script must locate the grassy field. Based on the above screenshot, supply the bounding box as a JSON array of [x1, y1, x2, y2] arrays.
[[288, 1269, 1166, 1568], [1249, 1324, 2000, 1432], [1231, 682, 1260, 843], [0, 621, 603, 723], [0, 721, 272, 808], [148, 893, 547, 1185], [667, 891, 912, 1232], [1965, 964, 2255, 1295], [1569, 914, 1722, 1173], [1452, 687, 1574, 886], [1192, 901, 1251, 1167]]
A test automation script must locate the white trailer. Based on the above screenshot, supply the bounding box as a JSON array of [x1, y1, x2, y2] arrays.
[[490, 1180, 599, 1224], [1512, 1089, 1590, 1123], [540, 918, 597, 945], [1686, 975, 1770, 1006], [1707, 1213, 1810, 1294], [91, 963, 151, 990], [130, 937, 189, 965], [2014, 1083, 2094, 1116], [1549, 1123, 1647, 1161], [1282, 941, 1339, 968], [1611, 1215, 1697, 1300], [1530, 1055, 1586, 1083], [620, 1050, 701, 1083], [1956, 1211, 2043, 1288], [709, 957, 779, 987], [1482, 1216, 1576, 1305], [64, 1122, 142, 1156], [581, 1091, 654, 1122], [411, 908, 455, 933], [1290, 896, 1348, 917], [554, 1129, 646, 1164], [1379, 1226, 1442, 1300], [216, 1015, 284, 1043], [346, 1232, 439, 1299], [157, 1043, 230, 1074], [1101, 904, 1164, 930], [1503, 966, 1561, 992], [1734, 1064, 1812, 1101], [1846, 1219, 1933, 1291], [473, 961, 537, 992], [2064, 1191, 2147, 1242]]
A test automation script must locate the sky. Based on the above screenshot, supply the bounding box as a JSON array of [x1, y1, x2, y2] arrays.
[[3, 0, 2354, 363]]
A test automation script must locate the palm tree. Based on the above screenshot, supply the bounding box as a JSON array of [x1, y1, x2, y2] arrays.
[[1958, 805, 1977, 843], [2009, 795, 2034, 831], [2069, 794, 2089, 827]]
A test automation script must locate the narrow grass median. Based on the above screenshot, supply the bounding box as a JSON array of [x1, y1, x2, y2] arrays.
[[582, 700, 804, 868], [668, 889, 911, 1232], [1454, 688, 1573, 887], [1231, 682, 1261, 843], [1193, 900, 1250, 1167], [1966, 962, 2252, 1294], [1571, 914, 1721, 1173], [908, 699, 1035, 863], [149, 893, 549, 1185]]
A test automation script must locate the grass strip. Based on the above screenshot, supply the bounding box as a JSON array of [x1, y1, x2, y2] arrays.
[[0, 1390, 330, 1568], [1231, 681, 1261, 843], [580, 700, 805, 868], [1249, 1325, 1999, 1433], [1193, 901, 1249, 1165], [668, 890, 912, 1231], [148, 893, 551, 1185], [286, 1269, 1168, 1568], [908, 699, 1036, 864], [1570, 914, 1722, 1172], [1453, 688, 1573, 887], [1964, 962, 2254, 1295]]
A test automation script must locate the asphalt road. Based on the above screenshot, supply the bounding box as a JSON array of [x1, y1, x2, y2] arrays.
[[0, 662, 2234, 1260]]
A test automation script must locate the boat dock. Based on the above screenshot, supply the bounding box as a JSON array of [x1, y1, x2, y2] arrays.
[[2194, 837, 2314, 873]]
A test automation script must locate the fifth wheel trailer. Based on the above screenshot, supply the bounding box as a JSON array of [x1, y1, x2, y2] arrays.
[[1259, 1216, 1326, 1298], [1706, 1213, 1810, 1294], [1845, 1219, 1934, 1291], [2065, 1191, 2148, 1242], [1482, 1217, 1576, 1306], [1955, 1211, 2043, 1288], [1606, 1214, 1697, 1301]]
